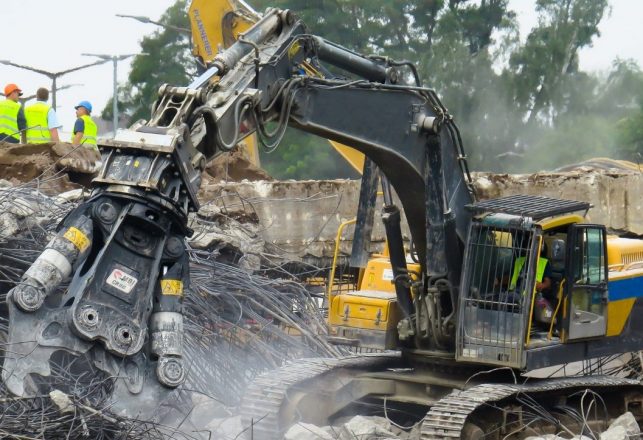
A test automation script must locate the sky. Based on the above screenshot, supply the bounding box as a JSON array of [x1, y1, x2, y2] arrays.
[[1, 0, 641, 135]]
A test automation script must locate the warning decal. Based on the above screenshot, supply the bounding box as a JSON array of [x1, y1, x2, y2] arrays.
[[64, 227, 90, 252], [382, 268, 394, 281]]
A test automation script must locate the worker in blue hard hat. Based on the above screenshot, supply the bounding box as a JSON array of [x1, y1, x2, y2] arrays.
[[72, 100, 98, 150]]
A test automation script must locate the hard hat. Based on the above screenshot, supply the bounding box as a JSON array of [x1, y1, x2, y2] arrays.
[[4, 83, 23, 96], [75, 100, 93, 113]]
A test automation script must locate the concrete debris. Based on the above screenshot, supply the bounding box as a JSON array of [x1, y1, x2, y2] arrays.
[[525, 436, 593, 440], [284, 422, 335, 440], [599, 411, 640, 439], [201, 144, 273, 184], [337, 415, 398, 439], [49, 390, 74, 414], [472, 170, 643, 235], [190, 203, 265, 271], [0, 186, 70, 239]]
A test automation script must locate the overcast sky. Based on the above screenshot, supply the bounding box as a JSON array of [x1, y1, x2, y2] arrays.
[[1, 0, 641, 134]]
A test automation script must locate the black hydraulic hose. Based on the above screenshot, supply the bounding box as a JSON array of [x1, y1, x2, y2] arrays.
[[381, 204, 414, 318]]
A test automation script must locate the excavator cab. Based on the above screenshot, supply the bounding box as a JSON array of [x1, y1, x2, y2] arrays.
[[457, 212, 540, 368], [456, 195, 596, 369]]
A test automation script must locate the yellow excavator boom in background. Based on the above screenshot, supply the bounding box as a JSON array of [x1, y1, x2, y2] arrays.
[[188, 0, 366, 174]]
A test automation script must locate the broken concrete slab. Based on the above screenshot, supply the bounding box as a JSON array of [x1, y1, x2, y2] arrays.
[[473, 170, 642, 235]]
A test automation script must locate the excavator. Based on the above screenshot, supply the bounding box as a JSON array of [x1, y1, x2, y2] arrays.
[[3, 4, 643, 440]]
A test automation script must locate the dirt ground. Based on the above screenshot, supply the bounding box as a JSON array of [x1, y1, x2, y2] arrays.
[[0, 142, 271, 196], [0, 142, 101, 193]]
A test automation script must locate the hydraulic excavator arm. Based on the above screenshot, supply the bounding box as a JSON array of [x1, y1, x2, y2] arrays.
[[4, 8, 474, 396]]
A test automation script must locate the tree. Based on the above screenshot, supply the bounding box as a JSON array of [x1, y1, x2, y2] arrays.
[[252, 0, 518, 173], [507, 0, 609, 126], [109, 0, 636, 176]]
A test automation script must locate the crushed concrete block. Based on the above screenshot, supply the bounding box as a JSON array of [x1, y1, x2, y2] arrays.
[[606, 411, 640, 436], [56, 189, 84, 203], [284, 422, 334, 440], [599, 425, 628, 440], [338, 415, 397, 439], [49, 389, 74, 414]]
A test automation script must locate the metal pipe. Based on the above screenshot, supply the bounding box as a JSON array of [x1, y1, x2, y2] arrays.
[[327, 217, 357, 301], [190, 9, 284, 89]]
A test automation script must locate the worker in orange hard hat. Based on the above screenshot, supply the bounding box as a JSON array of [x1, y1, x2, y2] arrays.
[[0, 84, 27, 143]]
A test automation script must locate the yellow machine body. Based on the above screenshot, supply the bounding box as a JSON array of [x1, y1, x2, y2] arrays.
[[189, 0, 257, 64], [330, 213, 643, 352], [328, 257, 420, 349], [605, 236, 643, 337]]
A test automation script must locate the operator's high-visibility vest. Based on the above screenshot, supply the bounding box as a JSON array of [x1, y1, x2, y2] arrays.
[[75, 115, 98, 149], [509, 256, 548, 290], [25, 102, 52, 144], [0, 99, 21, 141]]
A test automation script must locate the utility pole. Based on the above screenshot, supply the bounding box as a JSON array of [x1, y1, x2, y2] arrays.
[[82, 54, 137, 137], [115, 14, 191, 35], [0, 60, 107, 110]]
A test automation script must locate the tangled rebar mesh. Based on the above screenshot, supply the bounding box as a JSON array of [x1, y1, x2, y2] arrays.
[[0, 179, 346, 439]]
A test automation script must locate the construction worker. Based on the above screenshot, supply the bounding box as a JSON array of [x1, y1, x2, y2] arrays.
[[25, 88, 61, 143], [509, 242, 552, 294], [0, 84, 27, 143], [72, 100, 98, 149]]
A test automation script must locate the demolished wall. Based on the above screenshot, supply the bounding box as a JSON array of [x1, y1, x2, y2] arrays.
[[474, 170, 642, 235], [1, 141, 640, 265], [200, 169, 642, 264]]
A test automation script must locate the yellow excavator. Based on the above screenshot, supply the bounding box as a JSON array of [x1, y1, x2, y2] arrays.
[[183, 3, 643, 438]]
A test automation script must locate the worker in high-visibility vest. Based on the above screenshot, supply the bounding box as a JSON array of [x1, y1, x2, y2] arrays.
[[509, 242, 552, 295], [25, 88, 62, 143], [72, 100, 98, 149], [0, 83, 27, 143]]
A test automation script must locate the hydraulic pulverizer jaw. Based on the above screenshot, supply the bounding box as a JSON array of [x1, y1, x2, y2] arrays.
[[4, 86, 206, 396]]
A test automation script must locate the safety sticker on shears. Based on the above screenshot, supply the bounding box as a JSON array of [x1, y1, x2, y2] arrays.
[[64, 227, 90, 252], [161, 280, 183, 296]]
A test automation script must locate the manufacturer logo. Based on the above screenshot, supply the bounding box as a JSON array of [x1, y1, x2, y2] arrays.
[[106, 269, 138, 294]]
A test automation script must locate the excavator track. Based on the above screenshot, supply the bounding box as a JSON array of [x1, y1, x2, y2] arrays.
[[242, 354, 642, 439], [241, 353, 402, 439], [420, 376, 641, 439]]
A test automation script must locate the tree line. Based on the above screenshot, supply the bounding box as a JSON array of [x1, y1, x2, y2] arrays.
[[105, 0, 643, 178]]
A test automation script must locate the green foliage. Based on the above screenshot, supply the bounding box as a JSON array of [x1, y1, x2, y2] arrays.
[[260, 128, 359, 179], [111, 0, 642, 177]]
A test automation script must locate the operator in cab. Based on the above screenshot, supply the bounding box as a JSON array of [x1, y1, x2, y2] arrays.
[[510, 242, 552, 296]]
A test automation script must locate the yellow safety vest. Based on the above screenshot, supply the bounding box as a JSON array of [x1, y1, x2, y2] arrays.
[[0, 99, 21, 141], [75, 115, 98, 149], [509, 256, 548, 290], [25, 102, 52, 144]]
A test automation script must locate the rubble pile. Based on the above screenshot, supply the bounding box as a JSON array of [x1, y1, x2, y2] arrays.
[[0, 180, 344, 439], [0, 141, 101, 193]]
